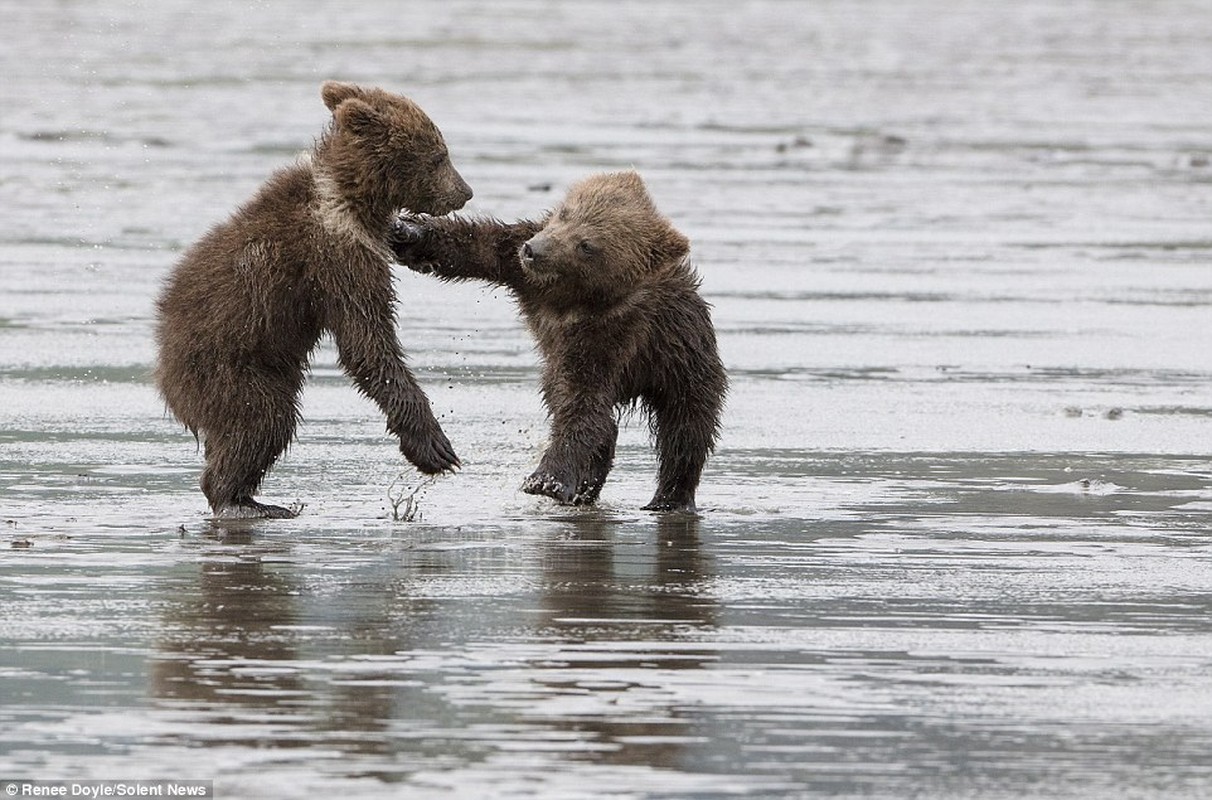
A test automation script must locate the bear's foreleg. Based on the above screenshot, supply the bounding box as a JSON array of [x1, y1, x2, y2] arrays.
[[524, 416, 618, 505], [331, 308, 460, 475], [578, 424, 618, 505], [389, 215, 542, 289], [523, 361, 622, 505]]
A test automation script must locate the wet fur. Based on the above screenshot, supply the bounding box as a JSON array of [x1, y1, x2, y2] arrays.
[[390, 171, 726, 511], [155, 81, 472, 518]]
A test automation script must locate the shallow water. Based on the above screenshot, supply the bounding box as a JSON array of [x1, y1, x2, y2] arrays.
[[2, 1, 1212, 797]]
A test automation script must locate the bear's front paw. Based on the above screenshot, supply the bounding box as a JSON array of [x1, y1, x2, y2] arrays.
[[399, 424, 461, 475], [523, 470, 604, 505], [522, 470, 576, 504], [389, 215, 427, 244], [388, 215, 437, 271]]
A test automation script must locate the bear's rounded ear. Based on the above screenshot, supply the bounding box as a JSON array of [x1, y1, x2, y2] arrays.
[[650, 225, 690, 268], [333, 97, 385, 139], [321, 81, 365, 112]]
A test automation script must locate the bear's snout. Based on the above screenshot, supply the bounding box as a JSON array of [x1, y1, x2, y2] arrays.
[[449, 169, 473, 207], [429, 169, 472, 215], [521, 237, 548, 264]]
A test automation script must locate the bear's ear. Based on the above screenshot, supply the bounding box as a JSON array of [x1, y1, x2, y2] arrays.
[[321, 81, 365, 112], [650, 224, 690, 268], [333, 97, 386, 140], [617, 170, 647, 193]]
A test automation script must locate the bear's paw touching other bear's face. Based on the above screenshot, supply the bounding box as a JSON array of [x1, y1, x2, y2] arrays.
[[320, 80, 472, 218], [518, 171, 689, 298]]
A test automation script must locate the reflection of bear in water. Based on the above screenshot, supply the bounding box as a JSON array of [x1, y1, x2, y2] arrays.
[[156, 82, 471, 519], [390, 171, 727, 512]]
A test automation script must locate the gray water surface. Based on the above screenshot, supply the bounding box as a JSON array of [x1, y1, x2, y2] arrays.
[[2, 1, 1212, 798]]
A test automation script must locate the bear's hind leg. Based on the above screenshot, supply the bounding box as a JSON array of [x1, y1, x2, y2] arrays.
[[643, 396, 721, 513], [200, 389, 300, 519], [202, 435, 297, 518]]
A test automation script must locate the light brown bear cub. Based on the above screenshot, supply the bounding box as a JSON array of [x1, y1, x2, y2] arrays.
[[390, 171, 727, 512], [156, 81, 471, 519]]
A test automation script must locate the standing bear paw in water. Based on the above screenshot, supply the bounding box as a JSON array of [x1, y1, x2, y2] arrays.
[[390, 171, 727, 512], [156, 81, 471, 519]]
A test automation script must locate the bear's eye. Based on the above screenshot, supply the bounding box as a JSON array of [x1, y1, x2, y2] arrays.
[[430, 152, 447, 168], [577, 239, 597, 256]]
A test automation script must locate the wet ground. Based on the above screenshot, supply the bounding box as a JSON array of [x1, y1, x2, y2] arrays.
[[2, 1, 1211, 797]]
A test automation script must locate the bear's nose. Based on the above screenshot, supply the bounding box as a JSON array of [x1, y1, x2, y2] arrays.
[[521, 238, 546, 263]]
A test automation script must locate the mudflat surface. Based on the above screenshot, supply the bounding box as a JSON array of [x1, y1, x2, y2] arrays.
[[2, 2, 1211, 797]]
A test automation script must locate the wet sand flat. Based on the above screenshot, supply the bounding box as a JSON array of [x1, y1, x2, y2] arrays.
[[2, 1, 1211, 797]]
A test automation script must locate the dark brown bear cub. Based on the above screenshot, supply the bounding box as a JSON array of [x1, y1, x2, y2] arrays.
[[390, 170, 727, 512], [156, 81, 471, 519]]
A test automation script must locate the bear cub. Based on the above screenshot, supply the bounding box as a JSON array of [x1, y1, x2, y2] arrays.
[[390, 170, 727, 512], [156, 81, 471, 518]]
